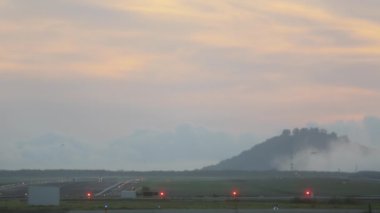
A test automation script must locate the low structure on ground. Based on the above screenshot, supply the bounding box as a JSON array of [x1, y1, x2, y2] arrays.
[[121, 190, 136, 199], [28, 186, 60, 206]]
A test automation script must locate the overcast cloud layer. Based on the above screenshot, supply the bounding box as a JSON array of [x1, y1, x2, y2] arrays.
[[1, 0, 380, 170]]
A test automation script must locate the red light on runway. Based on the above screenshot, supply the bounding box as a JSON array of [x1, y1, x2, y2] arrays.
[[304, 189, 313, 198], [87, 192, 93, 199], [159, 191, 165, 198], [231, 190, 239, 198]]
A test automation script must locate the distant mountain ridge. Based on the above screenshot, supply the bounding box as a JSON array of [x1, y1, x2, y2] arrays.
[[203, 128, 371, 171]]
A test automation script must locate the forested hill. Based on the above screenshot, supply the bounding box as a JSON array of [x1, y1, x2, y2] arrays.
[[203, 128, 369, 171]]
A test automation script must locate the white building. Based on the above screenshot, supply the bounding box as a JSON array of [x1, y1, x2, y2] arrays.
[[121, 190, 136, 199]]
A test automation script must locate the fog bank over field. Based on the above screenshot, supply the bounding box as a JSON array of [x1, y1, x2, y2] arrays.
[[279, 140, 380, 172], [1, 116, 380, 171], [292, 116, 380, 171], [205, 126, 380, 172], [0, 125, 258, 170], [0, 116, 379, 171]]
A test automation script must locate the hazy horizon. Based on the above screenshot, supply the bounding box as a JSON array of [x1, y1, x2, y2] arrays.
[[1, 0, 380, 171]]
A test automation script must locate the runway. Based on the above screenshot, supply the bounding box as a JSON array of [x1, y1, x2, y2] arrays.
[[70, 209, 378, 213]]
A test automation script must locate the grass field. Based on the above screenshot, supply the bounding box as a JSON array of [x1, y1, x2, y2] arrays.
[[1, 195, 379, 212], [138, 176, 380, 197], [1, 198, 379, 212]]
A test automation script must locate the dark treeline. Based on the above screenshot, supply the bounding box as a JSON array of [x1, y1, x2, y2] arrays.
[[0, 169, 379, 179]]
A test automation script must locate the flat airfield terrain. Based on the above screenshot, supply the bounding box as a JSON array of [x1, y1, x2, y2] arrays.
[[1, 170, 380, 212], [70, 209, 378, 213]]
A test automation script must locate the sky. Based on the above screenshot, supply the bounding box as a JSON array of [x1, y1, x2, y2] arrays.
[[1, 0, 380, 170]]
